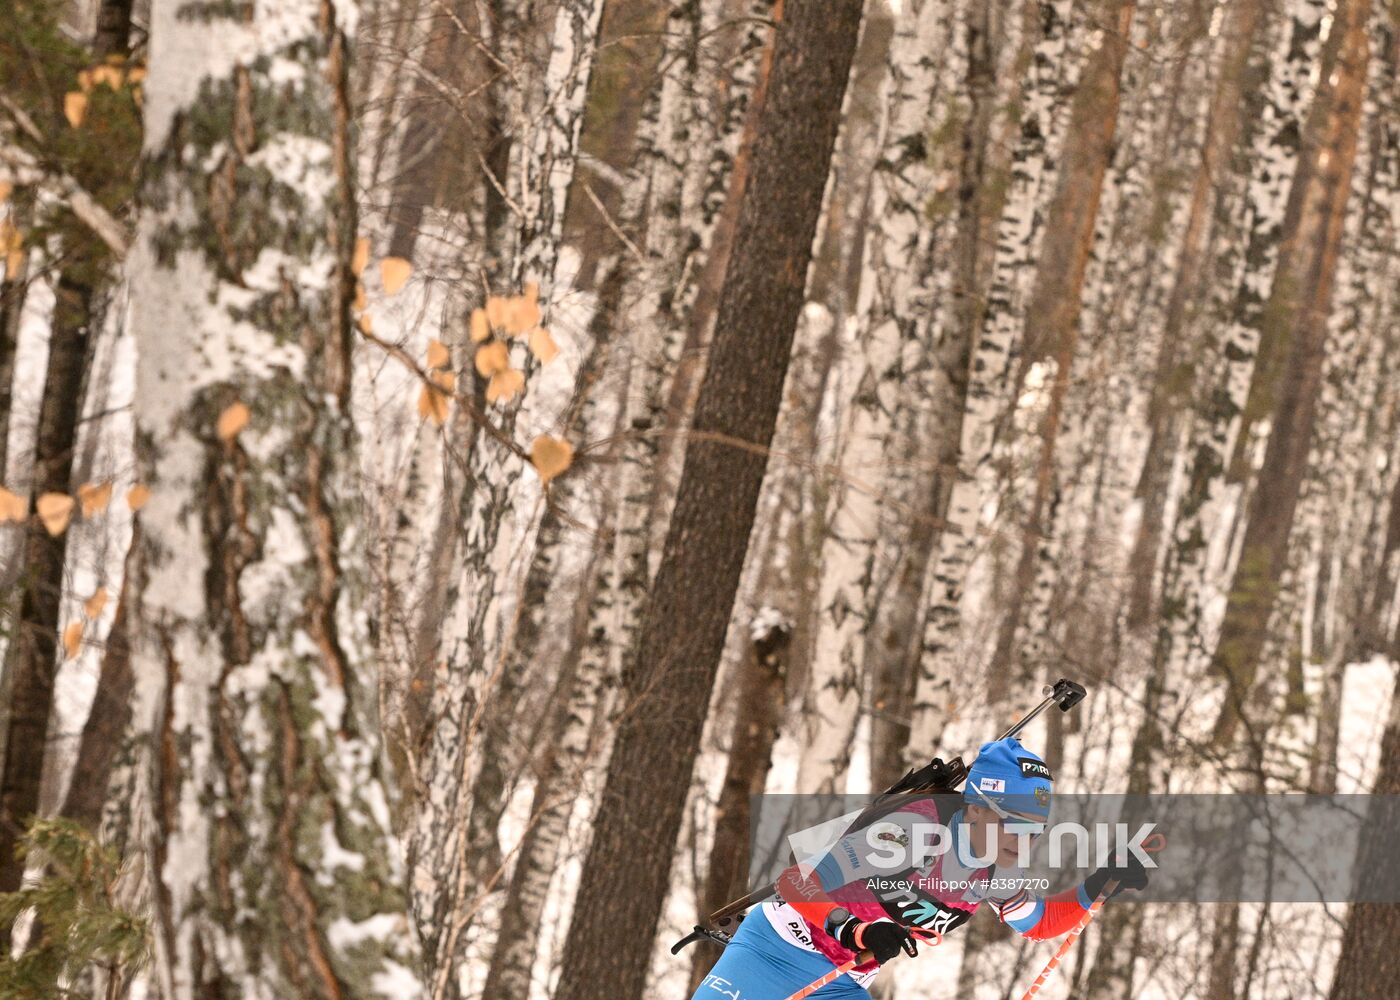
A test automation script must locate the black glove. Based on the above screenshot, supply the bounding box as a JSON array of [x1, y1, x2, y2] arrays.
[[1083, 851, 1150, 900], [829, 911, 918, 963]]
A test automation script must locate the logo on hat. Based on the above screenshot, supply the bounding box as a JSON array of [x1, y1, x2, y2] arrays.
[[979, 778, 1006, 793], [1034, 787, 1051, 807], [1018, 757, 1053, 781]]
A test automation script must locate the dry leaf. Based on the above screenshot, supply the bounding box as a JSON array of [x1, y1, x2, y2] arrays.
[[63, 621, 83, 659], [504, 296, 541, 336], [78, 480, 113, 516], [417, 385, 450, 426], [127, 65, 147, 84], [64, 91, 88, 127], [77, 68, 94, 92], [486, 368, 525, 405], [5, 250, 21, 274], [92, 65, 123, 89], [84, 588, 109, 618], [126, 484, 151, 511], [352, 236, 370, 276], [0, 181, 11, 204], [37, 493, 75, 536], [470, 308, 491, 343], [528, 326, 559, 364], [529, 435, 574, 482], [380, 256, 412, 295], [0, 220, 19, 252], [426, 339, 450, 369], [0, 486, 26, 522], [474, 340, 509, 377], [358, 312, 373, 334], [485, 295, 508, 329], [432, 370, 457, 393], [216, 401, 250, 442], [523, 281, 539, 305], [353, 282, 367, 312]]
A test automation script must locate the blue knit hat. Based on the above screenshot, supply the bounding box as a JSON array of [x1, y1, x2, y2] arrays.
[[964, 737, 1054, 820]]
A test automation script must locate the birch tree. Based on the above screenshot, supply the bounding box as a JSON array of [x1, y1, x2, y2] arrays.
[[0, 0, 138, 909], [407, 1, 605, 989], [907, 0, 1081, 754], [126, 1, 418, 995], [1211, 0, 1372, 744]]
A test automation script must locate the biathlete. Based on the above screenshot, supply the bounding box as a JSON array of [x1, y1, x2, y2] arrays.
[[691, 736, 1149, 999]]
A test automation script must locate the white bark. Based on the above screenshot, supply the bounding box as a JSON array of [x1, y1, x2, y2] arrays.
[[795, 0, 965, 793], [407, 1, 604, 990], [129, 2, 418, 996], [907, 0, 1081, 755]]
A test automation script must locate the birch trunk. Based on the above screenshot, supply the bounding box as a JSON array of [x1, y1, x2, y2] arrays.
[[796, 0, 962, 793], [990, 0, 1136, 678], [1152, 0, 1327, 707], [128, 1, 418, 996], [907, 0, 1080, 754], [408, 1, 604, 989], [1210, 0, 1370, 745]]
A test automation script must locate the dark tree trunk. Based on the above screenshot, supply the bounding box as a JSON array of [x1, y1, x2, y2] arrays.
[[1329, 678, 1400, 1000], [0, 272, 96, 907], [687, 614, 790, 993], [1211, 0, 1370, 744], [553, 2, 865, 995]]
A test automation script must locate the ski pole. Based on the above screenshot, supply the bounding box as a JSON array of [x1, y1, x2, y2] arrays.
[[780, 929, 941, 1000], [781, 955, 865, 1000], [1015, 832, 1165, 1000]]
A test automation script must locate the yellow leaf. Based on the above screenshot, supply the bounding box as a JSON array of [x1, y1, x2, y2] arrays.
[[63, 621, 83, 660], [470, 308, 491, 343], [126, 484, 151, 511], [5, 250, 21, 274], [91, 65, 123, 89], [78, 69, 94, 92], [0, 486, 26, 522], [84, 588, 108, 618], [504, 295, 541, 337], [485, 295, 508, 329], [426, 339, 450, 369], [431, 370, 457, 393], [523, 281, 540, 305], [216, 401, 250, 442], [78, 480, 113, 516], [127, 65, 147, 84], [37, 493, 75, 536], [0, 181, 11, 204], [0, 220, 19, 253], [380, 256, 412, 295], [353, 282, 367, 312], [64, 91, 88, 128], [417, 385, 449, 426], [528, 326, 559, 364], [474, 340, 509, 378], [529, 435, 574, 482], [358, 312, 373, 334], [486, 368, 525, 405], [351, 236, 370, 277]]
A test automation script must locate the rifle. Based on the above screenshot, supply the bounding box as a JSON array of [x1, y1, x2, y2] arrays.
[[670, 679, 1087, 954]]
